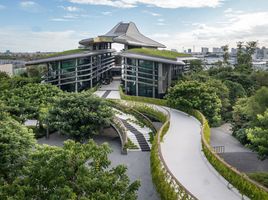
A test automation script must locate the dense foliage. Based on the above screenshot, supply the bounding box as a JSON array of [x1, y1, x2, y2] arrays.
[[0, 115, 36, 183], [0, 83, 62, 122], [246, 109, 268, 160], [47, 92, 113, 142], [0, 140, 140, 200], [165, 80, 222, 125]]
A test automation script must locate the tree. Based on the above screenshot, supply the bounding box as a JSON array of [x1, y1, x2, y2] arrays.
[[0, 83, 62, 122], [0, 76, 40, 93], [224, 80, 246, 105], [247, 109, 268, 160], [235, 41, 258, 73], [232, 87, 268, 145], [165, 80, 222, 125], [47, 92, 113, 142], [222, 45, 229, 64], [0, 140, 140, 199], [189, 59, 203, 73], [206, 79, 230, 120], [0, 115, 36, 183]]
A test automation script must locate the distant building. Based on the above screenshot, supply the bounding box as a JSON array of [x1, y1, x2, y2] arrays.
[[231, 48, 237, 55], [212, 47, 223, 53], [201, 47, 209, 54], [187, 49, 192, 53], [0, 60, 26, 76]]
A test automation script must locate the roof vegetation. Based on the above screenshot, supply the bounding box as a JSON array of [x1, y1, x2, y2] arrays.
[[126, 48, 192, 60], [40, 49, 88, 59]]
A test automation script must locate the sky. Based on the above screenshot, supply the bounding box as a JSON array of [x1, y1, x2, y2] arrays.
[[1, 0, 268, 52]]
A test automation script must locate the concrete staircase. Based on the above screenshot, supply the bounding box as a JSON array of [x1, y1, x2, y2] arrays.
[[121, 119, 151, 151]]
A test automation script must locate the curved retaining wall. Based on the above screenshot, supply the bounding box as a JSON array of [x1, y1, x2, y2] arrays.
[[195, 110, 268, 200]]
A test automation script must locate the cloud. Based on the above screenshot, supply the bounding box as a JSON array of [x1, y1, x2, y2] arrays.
[[0, 4, 6, 10], [59, 6, 80, 12], [102, 11, 112, 15], [50, 18, 73, 22], [152, 33, 170, 38], [156, 10, 268, 51], [143, 10, 161, 16], [68, 0, 224, 9], [0, 28, 85, 52], [19, 1, 43, 13], [20, 1, 37, 8]]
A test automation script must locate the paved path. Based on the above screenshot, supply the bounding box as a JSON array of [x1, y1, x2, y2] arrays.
[[94, 79, 120, 99], [211, 124, 268, 173], [161, 108, 242, 200]]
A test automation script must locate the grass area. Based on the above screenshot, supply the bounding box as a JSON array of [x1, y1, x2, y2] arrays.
[[40, 49, 88, 59], [126, 48, 192, 60], [248, 172, 268, 188]]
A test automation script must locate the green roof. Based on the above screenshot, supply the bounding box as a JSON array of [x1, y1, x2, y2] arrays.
[[40, 49, 88, 59], [126, 48, 192, 60]]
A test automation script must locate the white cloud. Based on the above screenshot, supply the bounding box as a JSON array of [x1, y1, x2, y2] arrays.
[[143, 10, 161, 16], [68, 0, 224, 9], [50, 18, 73, 22], [0, 28, 84, 52], [152, 33, 170, 38], [0, 5, 6, 10], [156, 10, 268, 51], [20, 1, 37, 8], [102, 11, 112, 15], [59, 6, 80, 12]]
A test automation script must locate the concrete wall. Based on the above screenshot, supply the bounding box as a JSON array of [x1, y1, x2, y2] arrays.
[[0, 64, 13, 76]]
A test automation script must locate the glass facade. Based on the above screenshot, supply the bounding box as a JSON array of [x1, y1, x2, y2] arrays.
[[124, 58, 158, 98], [44, 51, 114, 92], [123, 56, 185, 98]]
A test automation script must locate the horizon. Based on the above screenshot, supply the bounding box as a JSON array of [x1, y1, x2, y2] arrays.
[[1, 0, 268, 52]]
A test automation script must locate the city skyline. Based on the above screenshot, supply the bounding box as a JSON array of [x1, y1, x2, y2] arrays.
[[1, 0, 268, 52]]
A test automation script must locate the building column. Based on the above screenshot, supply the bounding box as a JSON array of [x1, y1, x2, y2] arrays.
[[75, 58, 78, 93], [135, 59, 138, 96], [90, 56, 93, 88], [124, 57, 127, 92], [152, 62, 155, 98], [168, 64, 172, 87], [158, 63, 163, 94], [58, 61, 61, 89]]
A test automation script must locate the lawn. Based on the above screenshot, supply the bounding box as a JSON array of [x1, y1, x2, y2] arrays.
[[126, 48, 192, 60], [41, 49, 88, 59]]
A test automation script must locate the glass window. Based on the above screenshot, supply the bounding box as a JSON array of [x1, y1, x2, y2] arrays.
[[126, 82, 136, 96], [138, 60, 153, 69], [138, 83, 153, 97]]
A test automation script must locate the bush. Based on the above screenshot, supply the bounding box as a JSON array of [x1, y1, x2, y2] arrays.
[[119, 86, 167, 106]]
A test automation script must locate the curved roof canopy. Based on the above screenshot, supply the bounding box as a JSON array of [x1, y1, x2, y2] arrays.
[[79, 22, 166, 48]]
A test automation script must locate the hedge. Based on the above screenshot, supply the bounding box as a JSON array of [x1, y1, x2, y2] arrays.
[[119, 86, 167, 107], [193, 111, 268, 200]]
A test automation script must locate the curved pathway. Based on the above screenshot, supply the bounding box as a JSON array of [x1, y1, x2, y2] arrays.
[[160, 108, 243, 200]]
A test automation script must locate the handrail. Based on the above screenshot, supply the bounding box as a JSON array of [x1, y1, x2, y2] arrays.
[[111, 117, 128, 154]]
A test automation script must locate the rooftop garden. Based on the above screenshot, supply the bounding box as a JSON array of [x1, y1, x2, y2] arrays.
[[126, 48, 192, 60], [40, 49, 88, 59]]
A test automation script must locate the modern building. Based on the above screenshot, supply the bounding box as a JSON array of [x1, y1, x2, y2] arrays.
[[201, 47, 209, 54], [0, 60, 26, 76], [26, 22, 194, 97]]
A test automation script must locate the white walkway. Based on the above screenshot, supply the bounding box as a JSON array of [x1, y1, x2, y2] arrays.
[[94, 78, 120, 99], [161, 108, 242, 200]]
